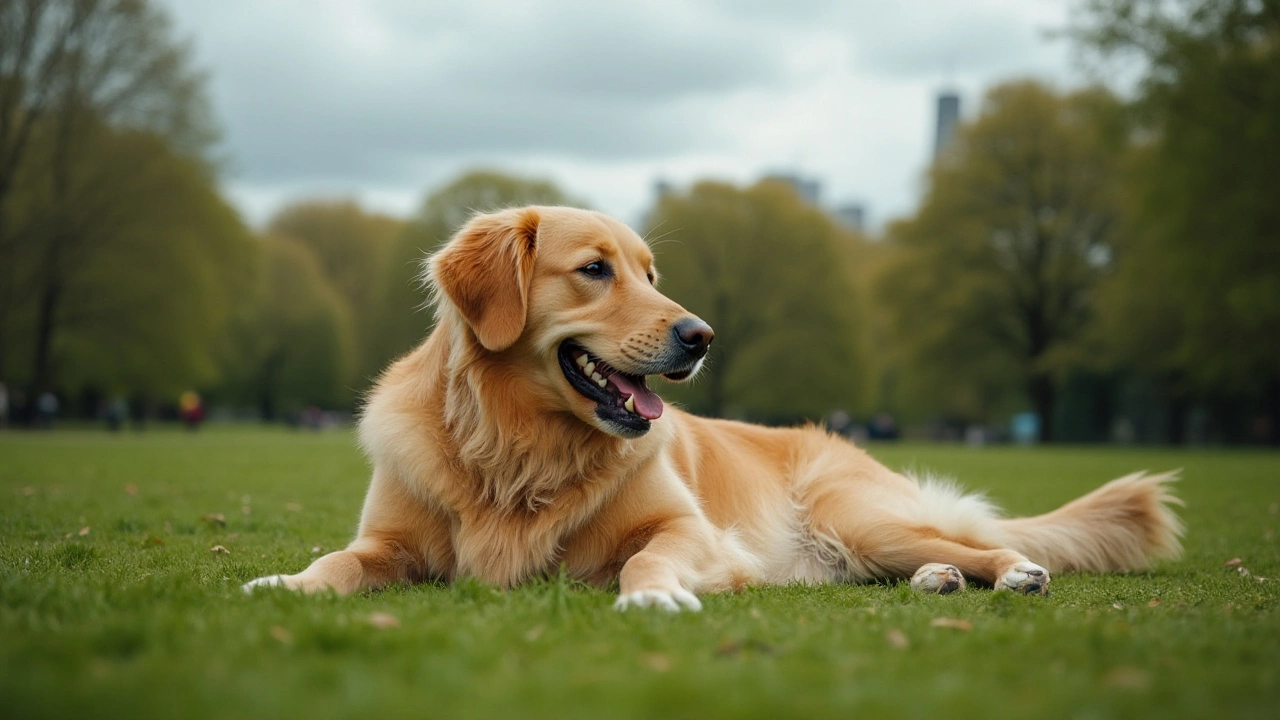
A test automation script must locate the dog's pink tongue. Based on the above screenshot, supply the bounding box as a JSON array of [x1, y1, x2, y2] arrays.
[[607, 374, 663, 420]]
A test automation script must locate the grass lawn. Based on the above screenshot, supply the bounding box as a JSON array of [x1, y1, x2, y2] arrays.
[[1, 427, 1277, 719]]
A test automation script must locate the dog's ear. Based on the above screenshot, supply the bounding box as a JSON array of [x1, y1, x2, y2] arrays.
[[430, 207, 541, 352]]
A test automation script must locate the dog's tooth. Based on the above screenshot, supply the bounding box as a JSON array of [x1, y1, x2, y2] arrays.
[[584, 362, 595, 375], [576, 354, 589, 368], [596, 378, 607, 388], [591, 372, 603, 382], [624, 396, 635, 413]]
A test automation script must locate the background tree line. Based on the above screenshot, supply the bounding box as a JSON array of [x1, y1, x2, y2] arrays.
[[1, 0, 1275, 443]]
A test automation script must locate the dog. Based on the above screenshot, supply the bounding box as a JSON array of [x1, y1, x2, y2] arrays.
[[244, 206, 1184, 610]]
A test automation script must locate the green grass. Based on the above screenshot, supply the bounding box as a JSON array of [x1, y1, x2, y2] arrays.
[[2, 428, 1277, 719]]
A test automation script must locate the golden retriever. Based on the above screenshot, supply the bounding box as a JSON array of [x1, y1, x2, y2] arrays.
[[244, 206, 1184, 610]]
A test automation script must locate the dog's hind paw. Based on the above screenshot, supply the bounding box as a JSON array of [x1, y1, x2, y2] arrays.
[[995, 561, 1051, 596], [910, 563, 966, 594], [614, 588, 702, 612]]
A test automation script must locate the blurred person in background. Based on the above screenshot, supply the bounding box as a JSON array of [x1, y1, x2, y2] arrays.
[[179, 391, 204, 431]]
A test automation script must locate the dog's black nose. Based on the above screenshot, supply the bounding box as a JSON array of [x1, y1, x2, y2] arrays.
[[672, 318, 714, 359]]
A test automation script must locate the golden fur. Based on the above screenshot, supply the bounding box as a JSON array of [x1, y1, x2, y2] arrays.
[[245, 206, 1184, 608]]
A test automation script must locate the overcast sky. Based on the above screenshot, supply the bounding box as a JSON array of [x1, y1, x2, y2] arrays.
[[160, 0, 1096, 231]]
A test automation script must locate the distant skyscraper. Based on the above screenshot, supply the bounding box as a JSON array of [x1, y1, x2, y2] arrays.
[[934, 91, 960, 158], [834, 203, 866, 234]]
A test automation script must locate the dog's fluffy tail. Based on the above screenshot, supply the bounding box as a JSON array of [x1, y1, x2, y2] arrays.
[[990, 471, 1185, 573]]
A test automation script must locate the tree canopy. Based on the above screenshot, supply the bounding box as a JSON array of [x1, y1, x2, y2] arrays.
[[644, 180, 866, 423]]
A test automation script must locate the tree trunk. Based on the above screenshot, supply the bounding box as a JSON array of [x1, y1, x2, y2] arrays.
[[1266, 375, 1280, 447], [1028, 372, 1056, 443], [1167, 393, 1188, 446], [29, 275, 61, 394]]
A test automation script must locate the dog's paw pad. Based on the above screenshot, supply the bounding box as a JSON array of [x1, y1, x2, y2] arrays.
[[910, 563, 966, 594], [614, 588, 702, 612], [242, 575, 288, 594], [994, 561, 1051, 596]]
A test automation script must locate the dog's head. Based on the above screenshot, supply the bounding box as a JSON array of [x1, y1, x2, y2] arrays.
[[428, 206, 712, 438]]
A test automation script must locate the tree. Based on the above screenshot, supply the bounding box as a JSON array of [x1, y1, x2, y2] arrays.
[[267, 200, 402, 388], [374, 170, 576, 368], [877, 81, 1129, 440], [643, 180, 865, 423], [216, 234, 355, 420], [1074, 0, 1280, 443], [2, 115, 253, 404], [0, 0, 215, 394]]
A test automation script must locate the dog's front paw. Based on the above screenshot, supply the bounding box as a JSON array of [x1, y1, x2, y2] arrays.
[[613, 588, 702, 612], [910, 563, 966, 594], [994, 561, 1051, 596], [242, 574, 293, 593]]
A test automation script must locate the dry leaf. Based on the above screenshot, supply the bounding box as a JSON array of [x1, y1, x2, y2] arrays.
[[269, 626, 292, 644], [310, 546, 322, 554], [78, 526, 90, 537], [368, 612, 400, 629], [885, 629, 909, 648], [523, 624, 545, 642], [240, 506, 251, 515], [1102, 666, 1150, 690], [1112, 602, 1124, 610], [1237, 567, 1252, 577], [210, 545, 230, 554], [1223, 557, 1243, 568], [285, 503, 303, 512], [642, 653, 672, 672], [125, 483, 139, 496], [201, 513, 226, 527], [930, 617, 973, 631], [1147, 598, 1161, 608]]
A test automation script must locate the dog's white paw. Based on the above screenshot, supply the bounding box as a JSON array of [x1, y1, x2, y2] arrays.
[[910, 563, 966, 594], [613, 588, 702, 612], [242, 575, 289, 594], [994, 561, 1051, 596]]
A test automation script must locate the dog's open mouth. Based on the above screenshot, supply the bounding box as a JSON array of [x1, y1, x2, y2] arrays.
[[558, 341, 665, 435]]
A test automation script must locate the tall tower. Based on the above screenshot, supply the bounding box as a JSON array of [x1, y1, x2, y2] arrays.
[[934, 91, 960, 158]]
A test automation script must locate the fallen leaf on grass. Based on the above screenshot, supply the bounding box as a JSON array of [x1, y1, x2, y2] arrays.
[[201, 513, 226, 527], [1102, 666, 1150, 690], [140, 535, 164, 547], [715, 639, 777, 658], [310, 546, 322, 554], [210, 545, 230, 554], [1112, 603, 1124, 610], [1147, 598, 1161, 608], [77, 526, 90, 537], [1223, 557, 1242, 568], [125, 483, 138, 496], [930, 617, 973, 631], [642, 653, 672, 672], [269, 626, 292, 644], [885, 629, 909, 648], [367, 612, 400, 629], [523, 624, 545, 642], [285, 503, 303, 512]]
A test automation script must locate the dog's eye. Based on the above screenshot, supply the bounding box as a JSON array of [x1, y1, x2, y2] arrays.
[[579, 261, 610, 278], [646, 272, 655, 285]]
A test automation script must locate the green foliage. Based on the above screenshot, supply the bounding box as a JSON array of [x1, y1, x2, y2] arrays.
[[216, 235, 356, 418], [645, 180, 865, 422], [0, 0, 225, 400], [1, 430, 1277, 719], [1, 118, 253, 398], [1076, 0, 1280, 402], [375, 170, 578, 368], [267, 200, 403, 389], [877, 81, 1128, 436]]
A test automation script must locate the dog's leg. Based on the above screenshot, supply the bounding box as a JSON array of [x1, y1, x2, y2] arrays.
[[242, 534, 423, 595], [613, 514, 713, 612], [876, 536, 1051, 595]]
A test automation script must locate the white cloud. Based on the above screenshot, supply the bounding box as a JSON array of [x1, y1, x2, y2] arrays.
[[161, 0, 1100, 229]]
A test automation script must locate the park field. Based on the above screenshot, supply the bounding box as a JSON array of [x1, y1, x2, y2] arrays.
[[1, 427, 1277, 719]]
